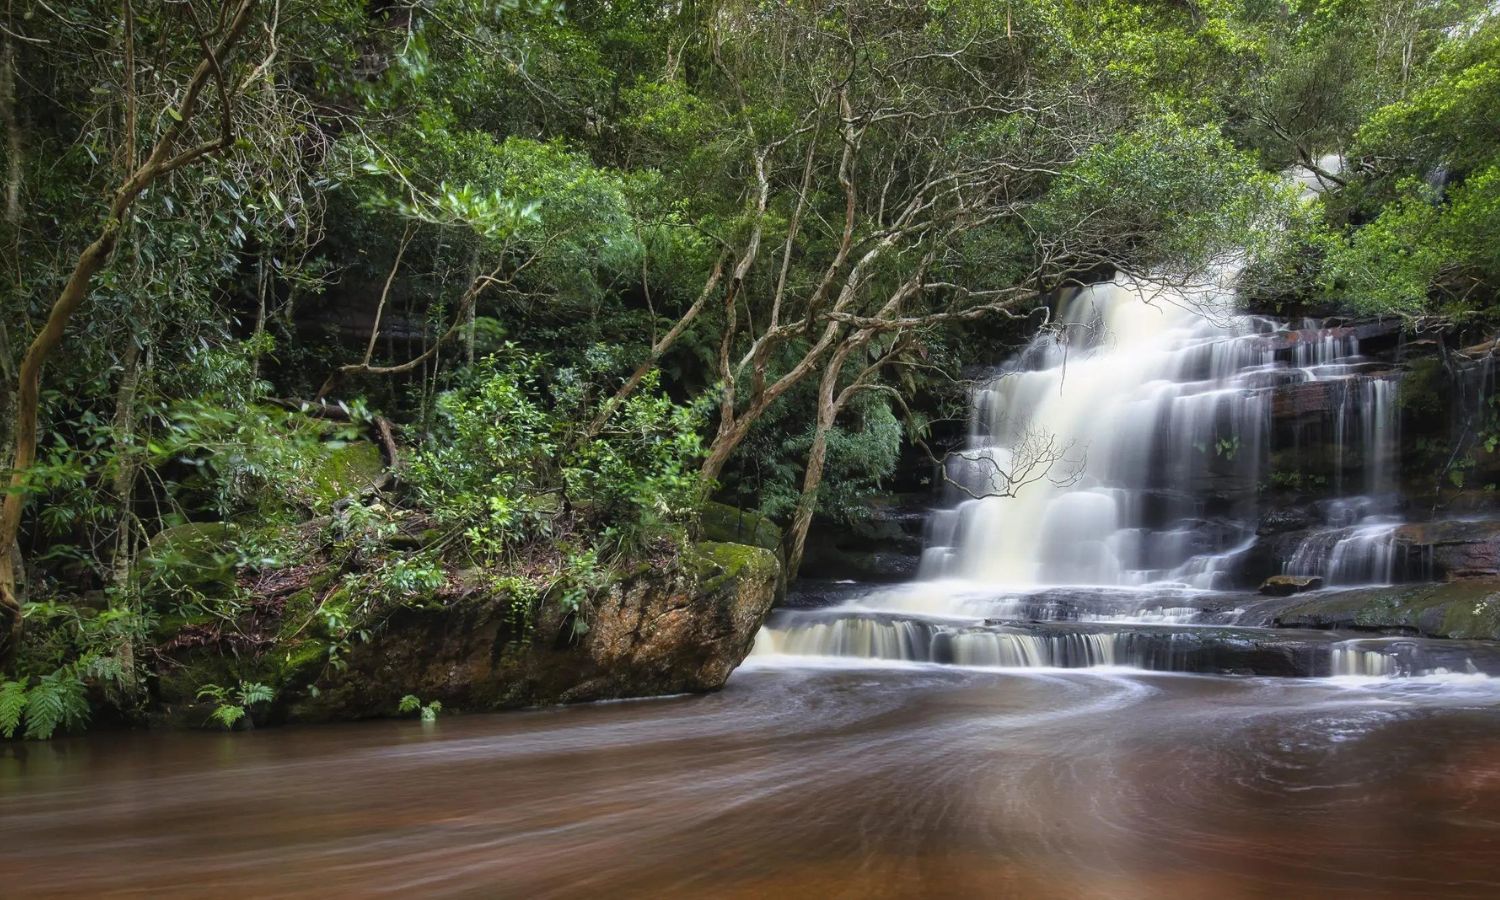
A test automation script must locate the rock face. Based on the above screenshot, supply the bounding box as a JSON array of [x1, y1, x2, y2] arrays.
[[798, 493, 927, 581], [1260, 574, 1323, 596], [285, 542, 780, 722], [1234, 518, 1500, 589], [1395, 520, 1500, 581]]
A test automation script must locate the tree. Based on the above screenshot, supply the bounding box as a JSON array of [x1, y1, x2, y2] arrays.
[[1, 0, 267, 668]]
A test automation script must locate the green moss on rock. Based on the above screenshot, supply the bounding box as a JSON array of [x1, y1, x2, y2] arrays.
[[306, 441, 386, 510], [691, 540, 779, 593], [1274, 582, 1500, 640], [142, 521, 239, 600], [700, 502, 781, 551]]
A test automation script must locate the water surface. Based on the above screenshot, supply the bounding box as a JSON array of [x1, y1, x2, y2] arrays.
[[5, 664, 1500, 898]]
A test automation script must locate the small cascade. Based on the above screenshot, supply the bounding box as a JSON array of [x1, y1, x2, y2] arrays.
[[1284, 520, 1405, 586], [1330, 641, 1398, 677], [754, 615, 1152, 669], [761, 616, 934, 662], [1325, 638, 1489, 679], [942, 631, 1125, 668], [754, 611, 1333, 676], [752, 611, 1500, 679]]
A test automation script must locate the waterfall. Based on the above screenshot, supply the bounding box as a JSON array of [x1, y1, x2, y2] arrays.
[[750, 270, 1432, 681], [919, 273, 1401, 589], [754, 615, 1187, 670], [1330, 641, 1397, 678]]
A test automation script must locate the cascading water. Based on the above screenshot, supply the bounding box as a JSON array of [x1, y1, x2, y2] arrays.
[[918, 274, 1401, 590], [749, 270, 1465, 680], [1283, 520, 1404, 586]]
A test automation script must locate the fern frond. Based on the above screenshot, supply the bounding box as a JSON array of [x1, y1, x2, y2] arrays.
[[210, 704, 246, 730], [0, 680, 28, 739], [24, 672, 90, 740], [238, 682, 275, 706], [398, 694, 421, 714]]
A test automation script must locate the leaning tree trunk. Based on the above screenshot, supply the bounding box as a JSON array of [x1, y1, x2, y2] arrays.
[[785, 415, 834, 582], [784, 344, 863, 581], [0, 227, 122, 668], [0, 0, 259, 670]]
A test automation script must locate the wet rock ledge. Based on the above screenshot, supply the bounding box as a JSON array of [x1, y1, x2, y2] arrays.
[[1253, 582, 1500, 641]]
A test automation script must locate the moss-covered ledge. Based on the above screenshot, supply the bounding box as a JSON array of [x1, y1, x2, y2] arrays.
[[1271, 582, 1500, 640]]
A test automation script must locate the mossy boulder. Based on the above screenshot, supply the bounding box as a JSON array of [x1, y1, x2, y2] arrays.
[[142, 522, 239, 598], [282, 541, 781, 722], [306, 441, 386, 510], [149, 635, 330, 730]]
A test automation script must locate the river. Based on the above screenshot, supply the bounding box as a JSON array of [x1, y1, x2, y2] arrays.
[[5, 661, 1500, 897]]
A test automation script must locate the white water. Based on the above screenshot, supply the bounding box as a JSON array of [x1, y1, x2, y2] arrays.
[[755, 618, 1170, 671], [1285, 520, 1404, 586], [919, 274, 1402, 590]]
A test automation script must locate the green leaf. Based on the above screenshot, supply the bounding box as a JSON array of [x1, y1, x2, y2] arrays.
[[0, 680, 27, 739], [238, 682, 275, 706]]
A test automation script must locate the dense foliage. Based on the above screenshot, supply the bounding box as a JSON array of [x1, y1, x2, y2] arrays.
[[0, 0, 1493, 734]]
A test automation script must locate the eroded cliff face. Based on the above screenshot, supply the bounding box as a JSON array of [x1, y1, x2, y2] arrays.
[[152, 542, 780, 728]]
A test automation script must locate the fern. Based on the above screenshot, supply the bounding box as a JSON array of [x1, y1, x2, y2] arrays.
[[197, 680, 273, 730], [210, 705, 246, 729], [0, 679, 27, 739], [23, 671, 90, 740], [238, 682, 274, 706], [398, 695, 441, 721]]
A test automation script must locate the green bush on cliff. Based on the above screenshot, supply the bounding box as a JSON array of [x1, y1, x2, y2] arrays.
[[408, 350, 703, 562]]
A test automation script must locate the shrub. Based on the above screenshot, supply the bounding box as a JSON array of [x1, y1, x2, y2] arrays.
[[407, 350, 704, 560]]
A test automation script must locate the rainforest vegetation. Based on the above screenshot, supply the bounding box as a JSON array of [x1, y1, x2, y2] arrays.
[[0, 0, 1496, 738]]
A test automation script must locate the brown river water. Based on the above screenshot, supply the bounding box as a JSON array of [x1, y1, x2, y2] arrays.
[[5, 663, 1500, 898]]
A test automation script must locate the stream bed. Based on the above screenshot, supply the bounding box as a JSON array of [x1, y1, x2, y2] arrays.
[[6, 657, 1500, 897]]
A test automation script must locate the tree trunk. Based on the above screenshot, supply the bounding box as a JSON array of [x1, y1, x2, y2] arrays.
[[108, 336, 143, 593], [784, 346, 856, 581], [785, 414, 833, 582], [0, 228, 119, 670], [700, 414, 755, 489], [0, 10, 20, 229]]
